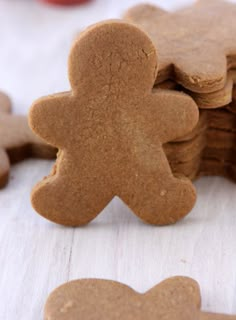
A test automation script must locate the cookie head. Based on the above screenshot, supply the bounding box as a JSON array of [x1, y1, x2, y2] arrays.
[[68, 20, 158, 95]]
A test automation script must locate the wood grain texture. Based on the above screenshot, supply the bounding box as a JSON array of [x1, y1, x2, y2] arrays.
[[0, 0, 236, 319]]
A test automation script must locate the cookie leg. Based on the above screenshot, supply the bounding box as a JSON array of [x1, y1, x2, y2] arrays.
[[119, 147, 196, 225], [0, 148, 10, 188], [31, 169, 113, 226], [121, 174, 196, 225]]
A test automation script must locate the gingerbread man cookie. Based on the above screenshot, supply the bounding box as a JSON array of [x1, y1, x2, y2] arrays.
[[124, 0, 236, 93], [29, 20, 198, 226], [0, 91, 56, 188], [44, 277, 236, 320]]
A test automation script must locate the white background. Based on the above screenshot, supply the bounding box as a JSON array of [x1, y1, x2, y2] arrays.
[[0, 0, 236, 319]]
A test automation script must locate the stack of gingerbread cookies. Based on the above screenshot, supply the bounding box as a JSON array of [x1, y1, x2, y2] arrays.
[[165, 89, 236, 181], [124, 0, 236, 182]]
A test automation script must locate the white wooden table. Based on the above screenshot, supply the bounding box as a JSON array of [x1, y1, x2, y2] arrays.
[[0, 0, 236, 319]]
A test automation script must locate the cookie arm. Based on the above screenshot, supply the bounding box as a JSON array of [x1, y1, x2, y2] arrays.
[[149, 90, 199, 144], [29, 93, 72, 148], [0, 148, 10, 188], [146, 276, 201, 306], [173, 49, 227, 93], [124, 4, 167, 22], [0, 91, 12, 114]]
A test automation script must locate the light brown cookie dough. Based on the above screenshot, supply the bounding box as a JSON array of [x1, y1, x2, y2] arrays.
[[29, 20, 199, 226]]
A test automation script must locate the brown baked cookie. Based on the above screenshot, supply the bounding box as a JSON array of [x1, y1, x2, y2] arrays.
[[124, 0, 236, 93], [29, 20, 199, 226], [0, 91, 56, 188], [155, 72, 236, 109], [170, 156, 202, 181], [44, 277, 236, 320], [207, 129, 236, 149], [200, 159, 236, 182], [0, 91, 11, 113], [227, 86, 236, 113], [203, 148, 236, 164], [154, 73, 236, 110], [164, 133, 206, 164], [207, 108, 236, 132], [173, 111, 208, 143], [163, 102, 236, 182], [186, 71, 236, 109]]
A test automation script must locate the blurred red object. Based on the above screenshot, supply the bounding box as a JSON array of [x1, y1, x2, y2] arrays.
[[40, 0, 91, 5]]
